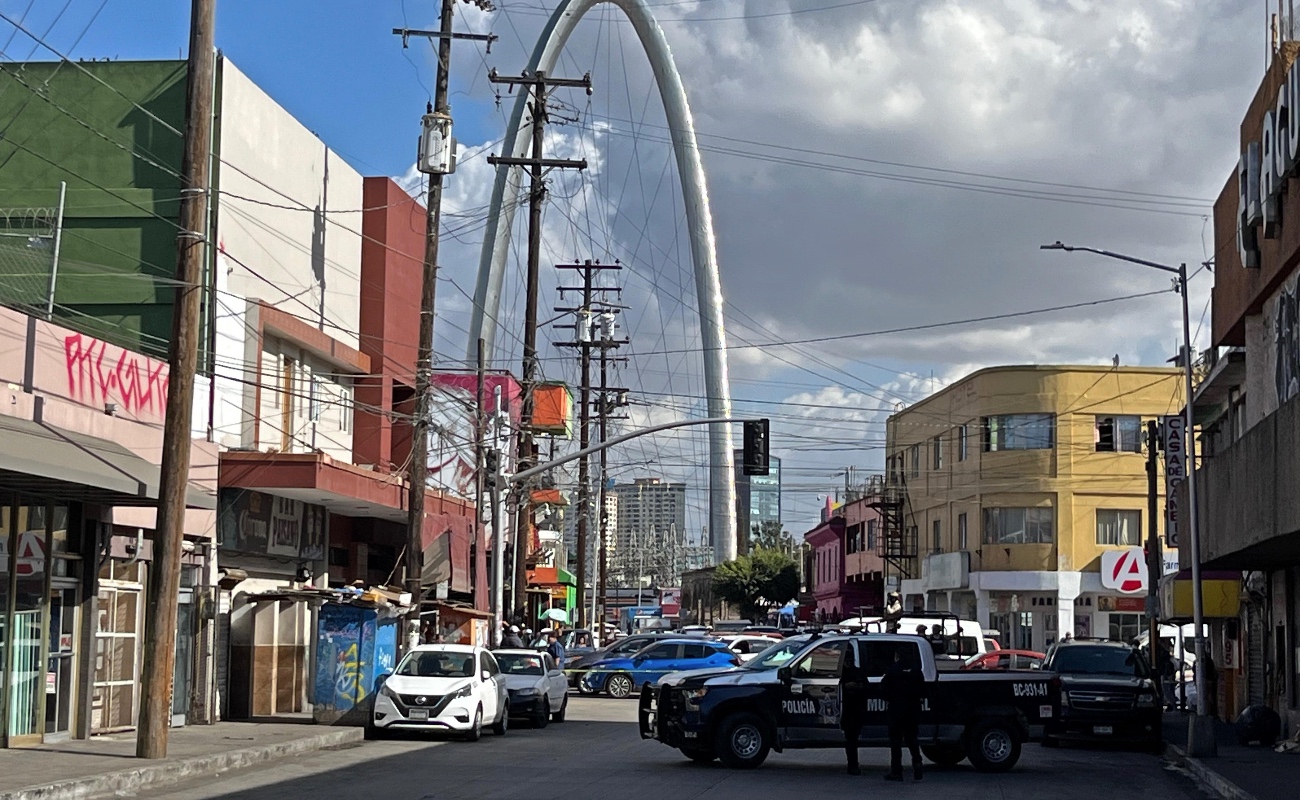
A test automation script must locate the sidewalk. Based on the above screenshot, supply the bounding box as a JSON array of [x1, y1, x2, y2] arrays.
[[1163, 711, 1298, 800], [0, 721, 363, 800]]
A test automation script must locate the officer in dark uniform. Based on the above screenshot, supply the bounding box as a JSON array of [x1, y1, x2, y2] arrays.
[[881, 647, 924, 781], [840, 642, 868, 775]]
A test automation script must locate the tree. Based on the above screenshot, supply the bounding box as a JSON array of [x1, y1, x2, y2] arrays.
[[751, 520, 795, 556], [712, 547, 801, 623]]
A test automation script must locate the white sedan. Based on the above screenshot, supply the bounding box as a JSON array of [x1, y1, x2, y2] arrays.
[[370, 644, 508, 741], [721, 634, 782, 663], [494, 649, 569, 727]]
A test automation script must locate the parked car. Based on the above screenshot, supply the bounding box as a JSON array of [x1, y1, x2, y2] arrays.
[[567, 632, 675, 693], [721, 634, 782, 662], [495, 649, 569, 727], [962, 649, 1045, 671], [710, 620, 753, 634], [581, 638, 741, 699], [1041, 639, 1161, 752], [640, 632, 1061, 771], [741, 625, 786, 638], [370, 644, 508, 741]]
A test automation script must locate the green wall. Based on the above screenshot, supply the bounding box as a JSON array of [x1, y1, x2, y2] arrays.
[[0, 60, 187, 357]]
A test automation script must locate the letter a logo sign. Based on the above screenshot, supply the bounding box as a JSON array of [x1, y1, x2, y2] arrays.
[[1101, 548, 1148, 595]]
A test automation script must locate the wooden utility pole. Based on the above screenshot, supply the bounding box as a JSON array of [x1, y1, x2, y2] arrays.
[[136, 0, 214, 759], [594, 313, 628, 639], [554, 261, 621, 630], [487, 69, 589, 623], [393, 5, 496, 651]]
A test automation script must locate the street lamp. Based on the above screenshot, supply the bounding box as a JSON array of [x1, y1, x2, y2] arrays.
[[1040, 241, 1214, 756]]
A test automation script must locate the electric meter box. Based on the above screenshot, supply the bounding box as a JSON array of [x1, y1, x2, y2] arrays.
[[418, 111, 456, 175]]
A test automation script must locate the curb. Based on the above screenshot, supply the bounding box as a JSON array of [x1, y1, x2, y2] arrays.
[[1164, 743, 1259, 800], [0, 727, 366, 800]]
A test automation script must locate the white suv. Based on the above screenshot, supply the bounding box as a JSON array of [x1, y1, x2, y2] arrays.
[[370, 644, 508, 741]]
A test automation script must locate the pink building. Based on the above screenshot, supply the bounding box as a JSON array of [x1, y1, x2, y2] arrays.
[[804, 494, 885, 622]]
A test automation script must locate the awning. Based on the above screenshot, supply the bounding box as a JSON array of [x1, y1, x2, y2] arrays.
[[0, 415, 215, 509]]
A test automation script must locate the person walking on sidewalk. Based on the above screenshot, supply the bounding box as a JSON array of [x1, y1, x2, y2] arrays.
[[501, 625, 525, 649], [840, 642, 868, 775], [882, 647, 924, 781]]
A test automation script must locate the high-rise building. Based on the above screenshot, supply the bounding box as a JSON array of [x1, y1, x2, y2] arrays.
[[608, 477, 687, 587], [734, 451, 781, 553]]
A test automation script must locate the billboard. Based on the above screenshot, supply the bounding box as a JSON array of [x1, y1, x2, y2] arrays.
[[218, 489, 327, 561], [428, 373, 521, 500]]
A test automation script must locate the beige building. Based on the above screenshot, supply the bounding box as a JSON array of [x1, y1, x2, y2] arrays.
[[886, 365, 1183, 651]]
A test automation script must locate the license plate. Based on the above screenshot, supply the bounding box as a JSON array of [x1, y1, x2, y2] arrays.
[[1039, 705, 1053, 718], [409, 709, 429, 721], [1093, 725, 1113, 735]]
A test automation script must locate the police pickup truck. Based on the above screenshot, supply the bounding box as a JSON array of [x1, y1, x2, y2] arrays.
[[638, 633, 1060, 772]]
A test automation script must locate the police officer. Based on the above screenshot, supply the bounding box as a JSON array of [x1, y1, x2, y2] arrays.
[[840, 642, 868, 775], [882, 647, 924, 781]]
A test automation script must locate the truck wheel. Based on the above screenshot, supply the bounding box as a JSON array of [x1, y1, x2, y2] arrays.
[[681, 747, 716, 763], [606, 673, 635, 699], [715, 712, 771, 769], [966, 721, 1020, 773], [921, 744, 966, 767]]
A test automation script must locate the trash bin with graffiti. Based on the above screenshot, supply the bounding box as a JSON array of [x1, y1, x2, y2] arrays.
[[313, 602, 399, 725]]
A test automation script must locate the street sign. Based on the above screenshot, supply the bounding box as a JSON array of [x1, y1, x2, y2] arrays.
[[1101, 547, 1148, 594], [1162, 415, 1186, 547]]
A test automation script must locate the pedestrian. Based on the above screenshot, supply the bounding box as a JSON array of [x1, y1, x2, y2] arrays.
[[915, 624, 928, 637], [882, 647, 924, 781], [840, 643, 868, 775], [501, 625, 525, 649], [1062, 632, 1074, 643], [546, 631, 566, 665]]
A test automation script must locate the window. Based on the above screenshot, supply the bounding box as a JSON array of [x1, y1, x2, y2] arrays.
[[982, 507, 1055, 544], [958, 424, 968, 461], [682, 643, 711, 660], [982, 413, 1054, 451], [931, 519, 942, 554], [308, 375, 322, 422], [639, 643, 680, 660], [932, 435, 943, 470], [909, 444, 920, 477], [339, 386, 352, 432], [862, 641, 920, 677], [482, 652, 500, 676], [793, 641, 847, 679], [866, 519, 878, 551], [1096, 509, 1142, 546], [1095, 415, 1141, 453], [957, 513, 968, 550]]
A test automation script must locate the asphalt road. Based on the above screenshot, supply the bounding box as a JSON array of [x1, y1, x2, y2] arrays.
[[132, 696, 1212, 799]]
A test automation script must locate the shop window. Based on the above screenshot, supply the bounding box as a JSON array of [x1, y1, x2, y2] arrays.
[[1096, 509, 1141, 546], [1095, 415, 1142, 453], [983, 507, 1054, 544], [982, 414, 1054, 451], [1108, 613, 1144, 643]]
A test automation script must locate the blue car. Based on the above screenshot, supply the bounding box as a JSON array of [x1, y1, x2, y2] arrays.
[[580, 638, 740, 699]]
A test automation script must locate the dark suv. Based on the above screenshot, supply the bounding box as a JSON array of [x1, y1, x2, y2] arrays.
[[1042, 640, 1161, 751]]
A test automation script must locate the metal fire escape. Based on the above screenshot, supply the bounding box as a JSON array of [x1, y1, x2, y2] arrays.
[[871, 465, 917, 581]]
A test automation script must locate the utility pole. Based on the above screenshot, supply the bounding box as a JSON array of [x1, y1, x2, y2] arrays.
[[554, 260, 621, 630], [393, 3, 497, 652], [137, 0, 214, 759], [487, 69, 590, 624], [474, 338, 486, 611], [1146, 419, 1162, 694], [594, 311, 627, 640]]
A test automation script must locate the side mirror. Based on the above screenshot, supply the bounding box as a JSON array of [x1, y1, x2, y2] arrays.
[[481, 670, 492, 681], [777, 666, 792, 685]]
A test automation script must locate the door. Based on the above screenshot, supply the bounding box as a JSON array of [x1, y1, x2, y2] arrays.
[[93, 562, 144, 733], [629, 642, 681, 688], [479, 651, 501, 721], [43, 586, 78, 741], [780, 639, 848, 743], [544, 654, 566, 707], [171, 588, 194, 727]]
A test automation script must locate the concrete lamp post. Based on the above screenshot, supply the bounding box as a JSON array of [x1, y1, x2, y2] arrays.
[[1039, 241, 1215, 757]]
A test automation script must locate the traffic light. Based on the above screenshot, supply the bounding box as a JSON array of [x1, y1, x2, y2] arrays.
[[742, 419, 770, 476], [484, 449, 500, 487]]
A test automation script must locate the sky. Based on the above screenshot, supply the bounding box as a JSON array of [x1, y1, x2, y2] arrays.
[[0, 0, 1271, 538]]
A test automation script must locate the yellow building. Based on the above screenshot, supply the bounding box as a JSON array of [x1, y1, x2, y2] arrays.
[[885, 365, 1183, 651]]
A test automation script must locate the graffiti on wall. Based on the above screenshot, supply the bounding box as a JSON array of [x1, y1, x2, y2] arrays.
[[63, 332, 169, 416]]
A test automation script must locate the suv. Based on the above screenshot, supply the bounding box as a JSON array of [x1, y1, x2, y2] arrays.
[[1041, 639, 1161, 751]]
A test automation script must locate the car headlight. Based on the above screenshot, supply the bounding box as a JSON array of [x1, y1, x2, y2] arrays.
[[380, 683, 400, 701], [1136, 692, 1157, 707], [514, 687, 540, 696], [1061, 691, 1072, 708], [451, 684, 474, 700], [682, 687, 708, 704]]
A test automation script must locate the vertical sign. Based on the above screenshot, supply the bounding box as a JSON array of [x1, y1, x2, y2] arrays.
[[1162, 415, 1186, 547]]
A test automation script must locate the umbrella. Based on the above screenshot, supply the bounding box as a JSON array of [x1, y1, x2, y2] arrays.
[[538, 607, 569, 623]]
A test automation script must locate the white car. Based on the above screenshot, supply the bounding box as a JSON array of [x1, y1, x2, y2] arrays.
[[370, 644, 508, 741], [494, 649, 569, 727], [721, 634, 782, 663]]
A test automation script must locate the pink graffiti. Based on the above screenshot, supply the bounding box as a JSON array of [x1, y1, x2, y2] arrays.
[[64, 332, 169, 416]]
